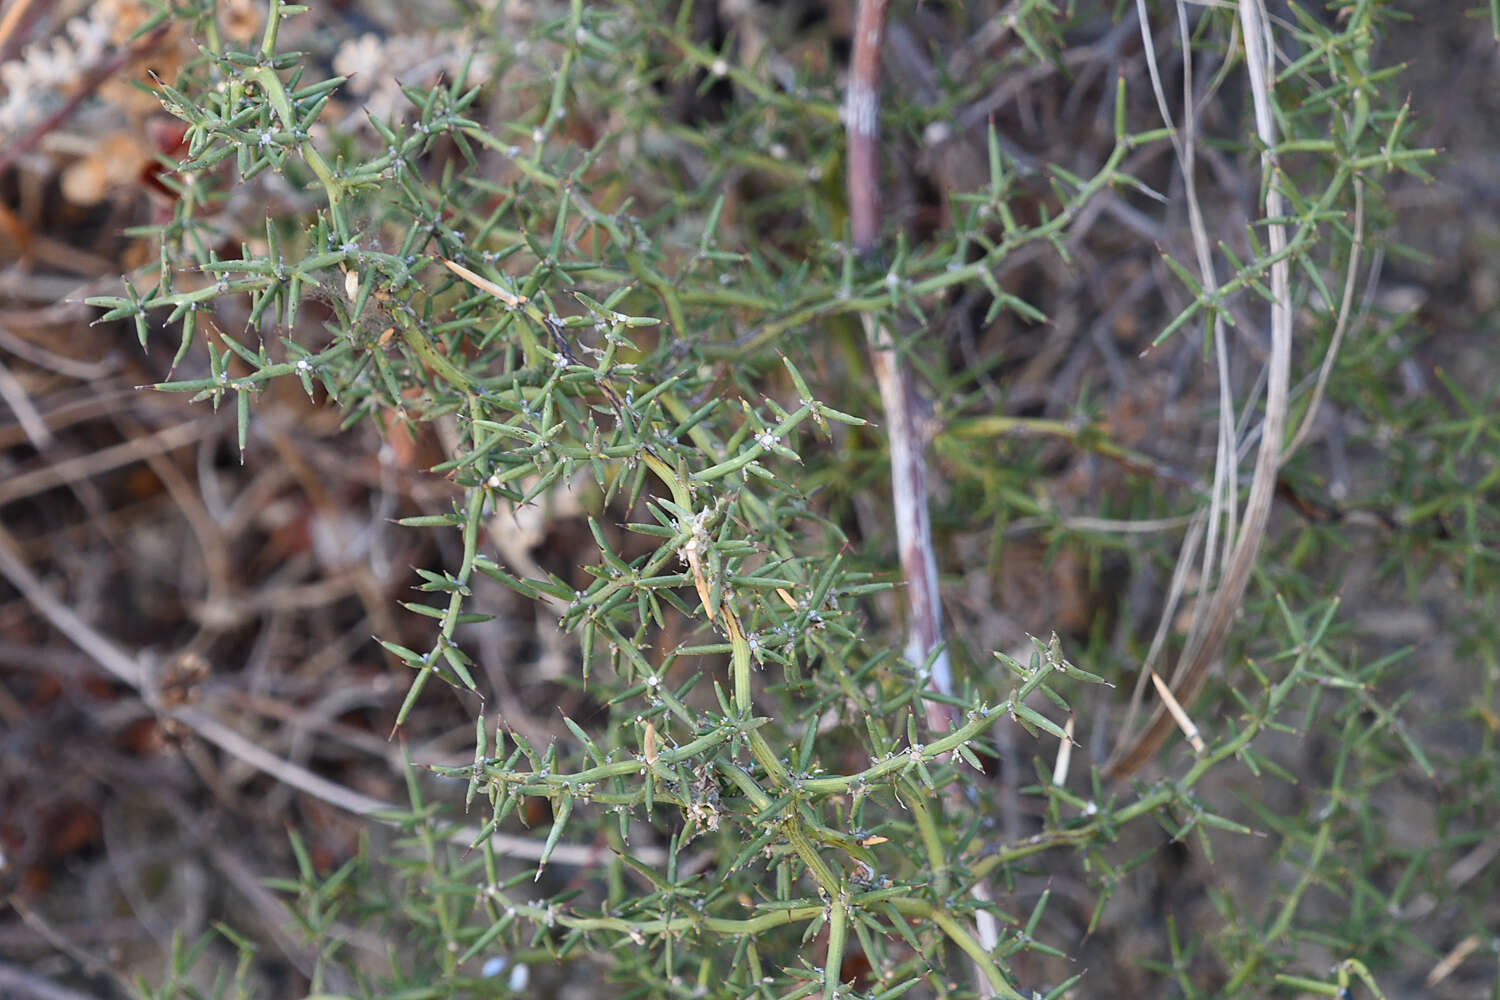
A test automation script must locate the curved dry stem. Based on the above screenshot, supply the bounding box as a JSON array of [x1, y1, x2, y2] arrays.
[[1108, 0, 1294, 779], [0, 521, 645, 867]]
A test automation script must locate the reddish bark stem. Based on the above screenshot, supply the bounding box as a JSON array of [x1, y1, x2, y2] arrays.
[[846, 0, 956, 737]]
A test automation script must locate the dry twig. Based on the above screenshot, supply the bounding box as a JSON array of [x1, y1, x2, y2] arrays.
[[0, 522, 663, 867], [846, 3, 1004, 994], [1107, 0, 1294, 779]]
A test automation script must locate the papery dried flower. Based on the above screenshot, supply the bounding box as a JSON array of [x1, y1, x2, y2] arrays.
[[331, 30, 495, 129], [0, 0, 186, 139], [0, 8, 111, 136], [333, 33, 388, 85]]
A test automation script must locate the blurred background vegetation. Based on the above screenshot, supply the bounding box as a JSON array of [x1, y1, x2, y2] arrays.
[[1, 1, 1497, 998]]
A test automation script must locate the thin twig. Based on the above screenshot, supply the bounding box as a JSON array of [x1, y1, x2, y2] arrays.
[[847, 1, 1003, 991], [0, 416, 222, 508], [0, 522, 663, 867], [1284, 179, 1365, 460], [0, 928, 114, 1000], [0, 0, 40, 62], [847, 0, 955, 739], [1115, 0, 1235, 761], [1107, 0, 1294, 779], [0, 357, 54, 450], [0, 317, 120, 380]]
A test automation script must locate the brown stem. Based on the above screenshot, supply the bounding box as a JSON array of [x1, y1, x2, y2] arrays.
[[845, 9, 1001, 983], [845, 0, 955, 738], [847, 0, 886, 255], [0, 0, 43, 65]]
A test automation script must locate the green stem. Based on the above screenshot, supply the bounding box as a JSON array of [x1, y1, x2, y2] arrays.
[[900, 776, 950, 898], [886, 898, 1024, 1000], [1220, 818, 1333, 994], [822, 885, 849, 1000]]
